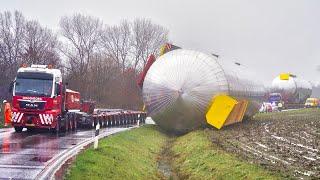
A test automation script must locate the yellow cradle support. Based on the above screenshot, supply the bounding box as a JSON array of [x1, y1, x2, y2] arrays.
[[206, 94, 248, 129], [280, 73, 290, 80]]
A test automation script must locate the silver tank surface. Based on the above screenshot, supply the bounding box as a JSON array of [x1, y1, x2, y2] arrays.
[[271, 75, 312, 103], [142, 49, 265, 133]]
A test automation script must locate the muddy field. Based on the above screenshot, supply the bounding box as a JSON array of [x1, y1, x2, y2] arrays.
[[210, 109, 320, 179]]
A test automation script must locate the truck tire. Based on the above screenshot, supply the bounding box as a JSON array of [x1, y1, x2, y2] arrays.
[[65, 118, 69, 132], [73, 116, 77, 131], [55, 121, 60, 134], [101, 120, 104, 128], [14, 126, 23, 133], [52, 117, 60, 134], [69, 117, 73, 131], [27, 127, 35, 132]]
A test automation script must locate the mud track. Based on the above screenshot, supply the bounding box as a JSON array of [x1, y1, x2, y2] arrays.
[[210, 109, 320, 179]]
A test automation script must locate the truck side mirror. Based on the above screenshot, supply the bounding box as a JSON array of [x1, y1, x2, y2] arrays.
[[55, 83, 61, 96], [8, 81, 14, 93]]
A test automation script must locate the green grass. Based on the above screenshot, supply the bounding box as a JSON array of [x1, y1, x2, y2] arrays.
[[0, 111, 5, 128], [65, 125, 167, 180], [171, 130, 284, 180], [66, 125, 286, 180], [0, 111, 12, 128]]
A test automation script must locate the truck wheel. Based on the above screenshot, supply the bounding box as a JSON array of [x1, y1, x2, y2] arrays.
[[27, 127, 35, 132], [14, 126, 23, 133], [101, 121, 104, 128], [55, 121, 60, 134], [65, 118, 69, 132], [73, 117, 77, 131], [69, 118, 73, 131]]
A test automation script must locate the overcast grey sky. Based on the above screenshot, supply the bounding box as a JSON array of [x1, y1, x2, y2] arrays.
[[1, 0, 319, 85]]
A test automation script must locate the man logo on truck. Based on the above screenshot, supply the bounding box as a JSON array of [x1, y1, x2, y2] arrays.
[[25, 103, 38, 108]]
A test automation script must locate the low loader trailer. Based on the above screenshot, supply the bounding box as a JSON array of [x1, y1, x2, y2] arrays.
[[9, 64, 146, 133]]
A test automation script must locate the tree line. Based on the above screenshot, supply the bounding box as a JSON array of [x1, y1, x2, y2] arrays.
[[0, 11, 169, 109]]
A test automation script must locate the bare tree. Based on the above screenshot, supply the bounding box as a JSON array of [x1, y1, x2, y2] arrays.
[[0, 11, 168, 108], [59, 14, 102, 98], [23, 20, 61, 67], [0, 11, 25, 100], [131, 18, 168, 71], [0, 11, 25, 79], [100, 21, 131, 73], [98, 18, 168, 108], [101, 18, 168, 72], [60, 14, 102, 75]]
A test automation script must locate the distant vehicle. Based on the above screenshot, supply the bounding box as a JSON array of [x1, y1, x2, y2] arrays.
[[268, 93, 284, 111], [270, 73, 312, 109], [304, 98, 319, 108]]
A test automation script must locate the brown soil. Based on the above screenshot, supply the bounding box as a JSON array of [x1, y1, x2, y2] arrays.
[[209, 109, 320, 179]]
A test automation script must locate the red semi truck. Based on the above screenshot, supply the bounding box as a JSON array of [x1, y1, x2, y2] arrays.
[[9, 64, 146, 133]]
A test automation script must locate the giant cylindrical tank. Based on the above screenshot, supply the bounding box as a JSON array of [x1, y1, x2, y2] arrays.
[[142, 49, 265, 133], [271, 74, 312, 103]]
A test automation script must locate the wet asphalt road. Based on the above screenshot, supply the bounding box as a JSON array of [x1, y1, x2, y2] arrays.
[[0, 127, 131, 179]]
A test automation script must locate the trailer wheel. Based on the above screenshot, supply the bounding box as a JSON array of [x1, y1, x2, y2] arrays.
[[55, 121, 60, 134], [73, 116, 77, 131], [14, 126, 23, 133], [53, 117, 60, 134], [124, 115, 127, 125], [116, 116, 119, 126], [99, 119, 102, 127], [69, 117, 74, 131], [65, 118, 69, 132], [101, 120, 104, 128], [27, 127, 35, 132], [131, 115, 134, 124], [91, 118, 95, 128], [110, 117, 113, 126], [112, 117, 115, 126]]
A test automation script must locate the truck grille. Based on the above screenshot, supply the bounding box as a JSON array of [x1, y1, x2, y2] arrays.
[[19, 100, 45, 110]]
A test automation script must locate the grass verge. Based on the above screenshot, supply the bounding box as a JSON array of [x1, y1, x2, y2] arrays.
[[171, 129, 284, 180], [253, 108, 320, 122], [0, 112, 6, 128], [66, 125, 286, 180], [65, 125, 167, 180]]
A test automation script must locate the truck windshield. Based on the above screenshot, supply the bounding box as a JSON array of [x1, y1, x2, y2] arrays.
[[15, 78, 53, 97], [269, 95, 281, 102], [14, 72, 54, 97], [306, 99, 314, 103], [15, 72, 53, 97]]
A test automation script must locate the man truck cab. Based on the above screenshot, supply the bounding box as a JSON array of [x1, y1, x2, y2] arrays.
[[10, 64, 63, 132]]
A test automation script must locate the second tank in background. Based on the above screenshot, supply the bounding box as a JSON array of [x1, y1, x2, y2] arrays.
[[271, 74, 312, 106]]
